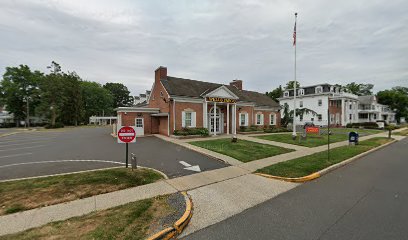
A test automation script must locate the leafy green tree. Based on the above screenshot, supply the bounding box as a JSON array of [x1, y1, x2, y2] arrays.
[[59, 72, 83, 126], [36, 62, 66, 127], [377, 87, 408, 122], [103, 83, 133, 108], [266, 85, 283, 102], [280, 103, 317, 127], [344, 82, 373, 96], [81, 81, 113, 122], [0, 65, 43, 126], [285, 81, 300, 90]]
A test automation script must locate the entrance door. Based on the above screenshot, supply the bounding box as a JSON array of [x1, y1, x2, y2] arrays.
[[208, 107, 223, 134], [135, 118, 144, 136]]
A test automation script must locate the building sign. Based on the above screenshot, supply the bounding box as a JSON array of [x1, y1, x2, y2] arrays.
[[306, 126, 319, 134], [206, 97, 236, 103]]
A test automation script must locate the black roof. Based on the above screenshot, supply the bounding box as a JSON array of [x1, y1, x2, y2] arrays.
[[161, 76, 279, 108]]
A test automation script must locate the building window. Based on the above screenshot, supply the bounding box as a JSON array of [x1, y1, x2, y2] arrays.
[[160, 91, 163, 98], [373, 114, 377, 120], [300, 101, 303, 108], [284, 91, 289, 97], [299, 114, 303, 122], [298, 89, 304, 95], [349, 114, 352, 120], [315, 86, 323, 94], [317, 114, 322, 121], [270, 114, 276, 125], [330, 114, 335, 123], [349, 104, 352, 110], [311, 117, 314, 121], [239, 113, 248, 126], [182, 111, 196, 128], [318, 99, 322, 106], [256, 113, 264, 125], [136, 118, 143, 127]]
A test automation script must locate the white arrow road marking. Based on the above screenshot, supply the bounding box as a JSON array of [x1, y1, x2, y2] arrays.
[[179, 161, 201, 172]]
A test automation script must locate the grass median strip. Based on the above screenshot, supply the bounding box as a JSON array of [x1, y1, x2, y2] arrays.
[[256, 137, 392, 178], [189, 138, 293, 162], [255, 133, 348, 147], [0, 168, 163, 216], [0, 194, 179, 240]]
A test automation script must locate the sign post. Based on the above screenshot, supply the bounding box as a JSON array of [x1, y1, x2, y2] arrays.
[[117, 126, 136, 168]]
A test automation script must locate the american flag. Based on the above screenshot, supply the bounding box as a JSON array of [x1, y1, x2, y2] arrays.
[[293, 21, 297, 46]]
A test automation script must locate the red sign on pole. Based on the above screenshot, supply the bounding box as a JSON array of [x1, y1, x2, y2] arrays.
[[306, 126, 319, 134], [117, 126, 136, 143]]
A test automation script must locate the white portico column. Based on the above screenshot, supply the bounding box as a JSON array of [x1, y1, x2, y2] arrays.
[[203, 100, 208, 128], [232, 104, 237, 135], [227, 103, 230, 135], [213, 102, 217, 136]]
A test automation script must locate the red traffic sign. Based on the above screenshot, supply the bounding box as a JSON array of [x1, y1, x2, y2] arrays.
[[306, 126, 319, 134], [117, 126, 136, 143]]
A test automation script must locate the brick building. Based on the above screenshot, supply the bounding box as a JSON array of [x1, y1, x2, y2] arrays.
[[116, 66, 281, 136]]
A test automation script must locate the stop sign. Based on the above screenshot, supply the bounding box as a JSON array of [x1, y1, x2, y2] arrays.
[[117, 126, 136, 143]]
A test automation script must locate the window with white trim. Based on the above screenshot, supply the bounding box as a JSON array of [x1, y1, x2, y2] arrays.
[[298, 89, 304, 95], [318, 99, 322, 106], [256, 113, 264, 125], [300, 101, 303, 108], [269, 113, 276, 125], [317, 114, 322, 121], [284, 91, 289, 97], [239, 113, 248, 126], [182, 111, 196, 128], [315, 86, 323, 94]]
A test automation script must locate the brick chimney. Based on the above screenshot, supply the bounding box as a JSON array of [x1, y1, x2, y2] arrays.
[[230, 79, 243, 90], [155, 66, 167, 84]]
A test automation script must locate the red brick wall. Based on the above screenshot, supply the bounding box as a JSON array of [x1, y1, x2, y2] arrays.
[[329, 100, 342, 127], [158, 116, 168, 135], [174, 102, 203, 131], [119, 112, 153, 135]]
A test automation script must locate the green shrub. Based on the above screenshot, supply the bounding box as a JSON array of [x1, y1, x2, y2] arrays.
[[173, 127, 209, 136], [264, 126, 290, 133], [346, 122, 379, 129]]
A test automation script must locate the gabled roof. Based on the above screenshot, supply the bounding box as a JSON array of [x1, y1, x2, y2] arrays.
[[160, 76, 279, 108]]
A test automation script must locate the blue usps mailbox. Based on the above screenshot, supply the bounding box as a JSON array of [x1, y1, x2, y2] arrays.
[[349, 131, 359, 145]]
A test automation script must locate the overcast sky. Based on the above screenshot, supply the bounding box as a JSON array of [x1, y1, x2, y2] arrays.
[[1, 0, 407, 95]]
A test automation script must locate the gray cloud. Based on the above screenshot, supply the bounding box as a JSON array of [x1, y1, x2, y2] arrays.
[[0, 0, 407, 95]]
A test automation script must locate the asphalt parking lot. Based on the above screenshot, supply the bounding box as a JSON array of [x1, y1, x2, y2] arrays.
[[0, 127, 228, 180]]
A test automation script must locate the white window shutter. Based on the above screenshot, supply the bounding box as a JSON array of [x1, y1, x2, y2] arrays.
[[245, 113, 249, 126], [182, 111, 186, 127], [261, 114, 264, 125], [191, 112, 196, 127], [239, 114, 242, 126]]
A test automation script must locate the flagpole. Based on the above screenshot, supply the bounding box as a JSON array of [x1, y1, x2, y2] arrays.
[[292, 12, 298, 138]]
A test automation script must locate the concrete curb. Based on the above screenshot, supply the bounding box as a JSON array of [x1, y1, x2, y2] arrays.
[[255, 138, 397, 183], [147, 192, 193, 240], [0, 132, 20, 138]]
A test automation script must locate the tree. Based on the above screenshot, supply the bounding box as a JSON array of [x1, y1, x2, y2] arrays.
[[81, 81, 113, 123], [377, 87, 408, 122], [280, 103, 317, 127], [59, 72, 83, 126], [285, 81, 300, 90], [0, 65, 42, 126], [344, 82, 373, 96], [37, 62, 66, 126], [266, 85, 283, 102], [103, 83, 133, 108]]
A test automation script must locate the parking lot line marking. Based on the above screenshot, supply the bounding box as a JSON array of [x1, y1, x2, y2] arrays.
[[0, 159, 124, 169], [0, 138, 57, 144], [0, 152, 33, 159], [0, 144, 48, 152], [0, 141, 47, 148]]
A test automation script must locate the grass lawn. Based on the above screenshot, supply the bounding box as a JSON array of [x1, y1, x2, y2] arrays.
[[255, 133, 348, 147], [0, 195, 174, 240], [0, 168, 163, 216], [322, 127, 384, 135], [256, 137, 392, 178], [393, 128, 408, 136], [189, 138, 293, 162]]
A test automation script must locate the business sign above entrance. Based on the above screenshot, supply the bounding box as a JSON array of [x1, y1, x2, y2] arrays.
[[206, 97, 236, 103]]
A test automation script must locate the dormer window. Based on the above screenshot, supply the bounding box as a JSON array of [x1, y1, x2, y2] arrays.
[[298, 89, 304, 95], [284, 91, 289, 97], [330, 86, 334, 92], [315, 86, 323, 94]]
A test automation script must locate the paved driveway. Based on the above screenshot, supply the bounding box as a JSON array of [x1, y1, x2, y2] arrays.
[[0, 127, 228, 180]]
